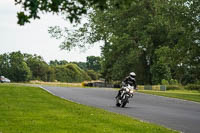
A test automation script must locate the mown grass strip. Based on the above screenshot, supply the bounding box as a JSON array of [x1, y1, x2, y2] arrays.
[[0, 84, 177, 133], [139, 90, 200, 103], [29, 81, 82, 87]]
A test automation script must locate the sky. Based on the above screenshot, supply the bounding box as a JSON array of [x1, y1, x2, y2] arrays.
[[0, 0, 102, 62]]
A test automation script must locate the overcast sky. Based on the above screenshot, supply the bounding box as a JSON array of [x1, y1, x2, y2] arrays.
[[0, 0, 102, 62]]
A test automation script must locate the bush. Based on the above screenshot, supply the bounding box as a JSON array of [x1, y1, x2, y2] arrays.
[[195, 80, 200, 85], [87, 70, 98, 80], [112, 81, 121, 88], [169, 79, 178, 85], [166, 85, 183, 90], [161, 79, 169, 85], [184, 84, 200, 91]]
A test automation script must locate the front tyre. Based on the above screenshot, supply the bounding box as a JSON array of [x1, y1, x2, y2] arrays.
[[121, 96, 128, 108]]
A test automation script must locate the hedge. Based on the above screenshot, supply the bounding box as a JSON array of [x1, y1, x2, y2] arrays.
[[55, 64, 91, 82], [184, 84, 200, 91], [166, 85, 183, 90]]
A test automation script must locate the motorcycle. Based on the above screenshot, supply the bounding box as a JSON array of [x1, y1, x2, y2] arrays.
[[116, 85, 136, 107]]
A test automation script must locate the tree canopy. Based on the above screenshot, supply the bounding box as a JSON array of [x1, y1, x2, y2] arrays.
[[15, 0, 133, 25], [48, 0, 200, 84]]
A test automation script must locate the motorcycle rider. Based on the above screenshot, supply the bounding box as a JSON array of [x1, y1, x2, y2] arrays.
[[116, 72, 137, 98]]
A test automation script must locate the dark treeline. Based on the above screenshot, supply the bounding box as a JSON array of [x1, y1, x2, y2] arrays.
[[0, 51, 101, 82], [0, 50, 199, 85]]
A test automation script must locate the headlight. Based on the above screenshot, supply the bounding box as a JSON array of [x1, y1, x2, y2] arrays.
[[130, 89, 134, 93]]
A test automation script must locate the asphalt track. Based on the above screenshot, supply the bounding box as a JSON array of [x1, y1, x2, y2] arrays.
[[41, 86, 200, 133]]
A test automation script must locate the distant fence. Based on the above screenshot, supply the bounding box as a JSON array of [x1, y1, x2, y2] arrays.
[[138, 85, 166, 91], [85, 82, 116, 88], [84, 82, 166, 91]]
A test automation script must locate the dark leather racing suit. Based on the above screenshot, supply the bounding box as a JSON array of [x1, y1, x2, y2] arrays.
[[116, 76, 137, 98]]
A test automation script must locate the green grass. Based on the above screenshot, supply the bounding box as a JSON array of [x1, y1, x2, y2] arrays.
[[28, 81, 83, 87], [0, 84, 177, 133], [139, 90, 200, 103]]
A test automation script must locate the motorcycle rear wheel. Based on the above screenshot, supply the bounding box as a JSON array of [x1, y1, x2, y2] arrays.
[[116, 97, 121, 107], [121, 101, 127, 107]]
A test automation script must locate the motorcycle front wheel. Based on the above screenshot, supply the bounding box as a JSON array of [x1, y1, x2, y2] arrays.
[[121, 101, 128, 107], [121, 96, 128, 108]]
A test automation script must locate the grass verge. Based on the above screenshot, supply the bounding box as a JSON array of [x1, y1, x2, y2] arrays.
[[29, 80, 82, 87], [0, 84, 177, 133], [138, 90, 200, 103]]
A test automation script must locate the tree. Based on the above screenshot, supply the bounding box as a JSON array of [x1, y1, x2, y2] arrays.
[[86, 70, 99, 80], [24, 54, 50, 81], [49, 60, 60, 66], [46, 66, 56, 82], [150, 46, 172, 84], [0, 51, 32, 82], [0, 54, 10, 77], [49, 60, 68, 66], [15, 0, 133, 25], [71, 61, 87, 70], [86, 56, 101, 72]]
